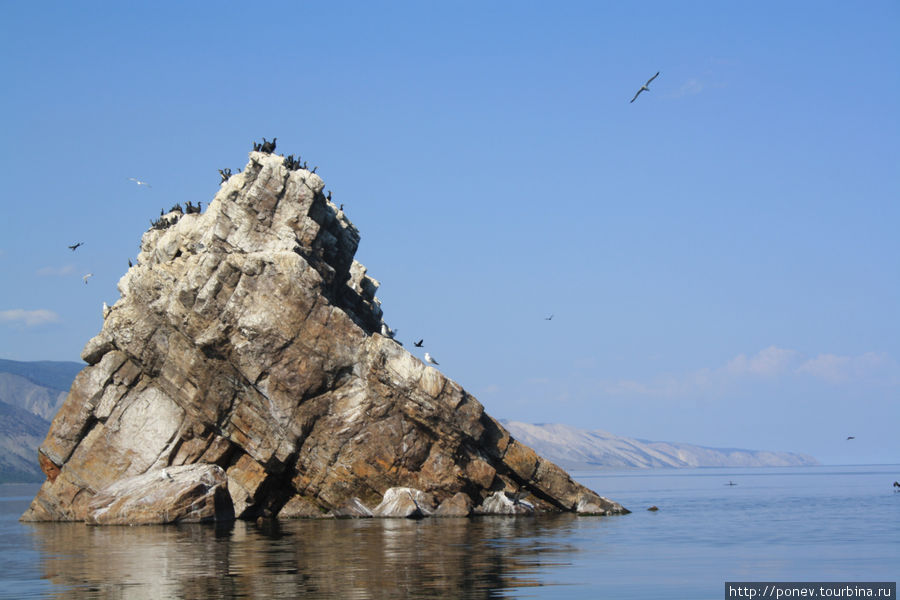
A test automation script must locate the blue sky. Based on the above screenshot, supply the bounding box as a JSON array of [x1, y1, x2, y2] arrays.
[[1, 2, 897, 465]]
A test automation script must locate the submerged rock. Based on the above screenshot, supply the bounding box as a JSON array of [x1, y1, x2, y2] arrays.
[[474, 492, 535, 516], [22, 151, 628, 525], [373, 487, 435, 519]]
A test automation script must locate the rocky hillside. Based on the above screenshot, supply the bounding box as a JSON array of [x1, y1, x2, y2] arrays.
[[0, 359, 80, 420], [503, 421, 819, 469], [0, 400, 50, 482], [22, 149, 627, 524], [0, 359, 83, 482]]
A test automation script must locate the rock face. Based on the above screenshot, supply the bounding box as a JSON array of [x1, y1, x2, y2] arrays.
[[372, 487, 435, 519], [22, 151, 628, 524], [85, 464, 233, 525]]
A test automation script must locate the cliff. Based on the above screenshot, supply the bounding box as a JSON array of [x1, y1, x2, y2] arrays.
[[22, 150, 627, 523]]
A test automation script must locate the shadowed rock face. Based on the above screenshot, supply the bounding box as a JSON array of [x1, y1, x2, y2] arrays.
[[21, 152, 628, 524]]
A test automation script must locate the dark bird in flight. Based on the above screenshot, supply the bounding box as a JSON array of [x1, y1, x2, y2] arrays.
[[544, 314, 553, 321], [847, 436, 855, 440], [414, 339, 424, 347], [726, 481, 737, 486], [630, 71, 660, 103], [68, 242, 83, 251], [893, 481, 900, 489]]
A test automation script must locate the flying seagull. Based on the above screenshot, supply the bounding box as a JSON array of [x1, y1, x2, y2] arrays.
[[68, 242, 83, 251], [630, 71, 660, 103], [424, 352, 439, 366], [128, 177, 152, 188], [414, 339, 424, 347], [82, 273, 93, 284]]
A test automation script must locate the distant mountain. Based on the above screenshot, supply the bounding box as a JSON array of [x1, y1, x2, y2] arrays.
[[0, 359, 84, 393], [0, 400, 51, 482], [0, 359, 83, 482], [502, 421, 819, 469]]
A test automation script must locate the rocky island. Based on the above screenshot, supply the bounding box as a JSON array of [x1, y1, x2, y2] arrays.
[[22, 147, 628, 524]]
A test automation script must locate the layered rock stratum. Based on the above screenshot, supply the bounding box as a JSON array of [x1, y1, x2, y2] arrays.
[[22, 150, 628, 523]]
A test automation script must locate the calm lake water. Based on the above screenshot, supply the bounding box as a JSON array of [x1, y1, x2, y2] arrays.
[[1, 464, 897, 599]]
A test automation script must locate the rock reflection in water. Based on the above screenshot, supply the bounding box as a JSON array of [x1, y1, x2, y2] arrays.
[[27, 515, 583, 598]]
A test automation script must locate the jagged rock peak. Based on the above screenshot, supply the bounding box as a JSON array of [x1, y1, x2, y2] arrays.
[[22, 150, 628, 524]]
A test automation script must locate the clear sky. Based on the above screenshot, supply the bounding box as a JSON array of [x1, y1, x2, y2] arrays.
[[1, 1, 897, 465]]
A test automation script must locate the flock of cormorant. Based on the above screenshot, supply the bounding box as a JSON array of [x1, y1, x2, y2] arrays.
[[150, 201, 202, 231], [252, 137, 277, 153], [72, 138, 440, 364]]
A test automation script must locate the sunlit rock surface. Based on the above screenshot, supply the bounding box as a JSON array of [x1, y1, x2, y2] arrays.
[[372, 487, 435, 519], [85, 464, 232, 525], [22, 151, 627, 524]]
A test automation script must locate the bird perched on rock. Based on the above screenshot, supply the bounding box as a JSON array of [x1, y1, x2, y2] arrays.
[[68, 242, 83, 251], [260, 137, 277, 153], [425, 352, 439, 366], [630, 71, 659, 103], [102, 302, 111, 318], [381, 323, 397, 339]]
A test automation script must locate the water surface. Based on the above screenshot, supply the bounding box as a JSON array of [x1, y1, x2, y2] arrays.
[[2, 465, 897, 599]]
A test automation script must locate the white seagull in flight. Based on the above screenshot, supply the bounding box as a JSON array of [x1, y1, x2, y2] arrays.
[[128, 177, 152, 188], [630, 72, 660, 103], [424, 352, 439, 366], [83, 273, 93, 284]]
